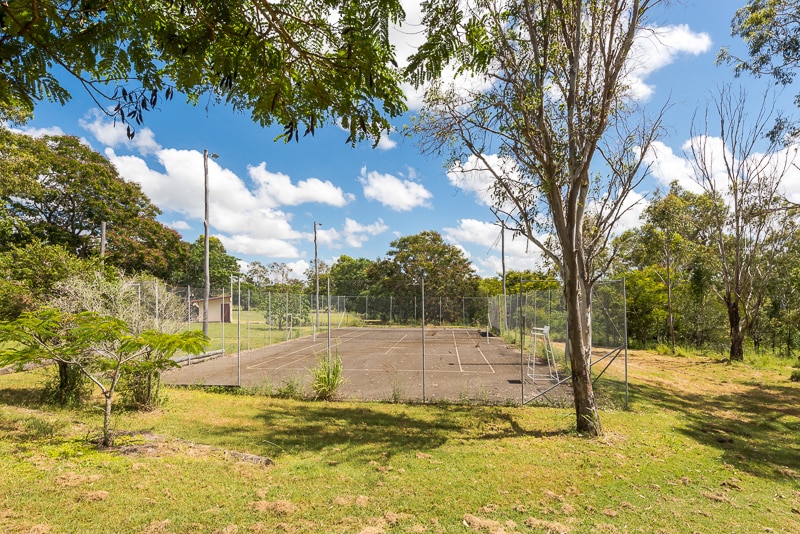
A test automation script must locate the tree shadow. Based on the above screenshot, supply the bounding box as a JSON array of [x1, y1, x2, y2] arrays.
[[0, 386, 44, 407], [629, 377, 800, 481], [192, 402, 571, 460]]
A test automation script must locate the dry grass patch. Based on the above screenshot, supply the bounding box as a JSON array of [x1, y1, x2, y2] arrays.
[[78, 490, 109, 502], [54, 472, 102, 488], [524, 517, 570, 533]]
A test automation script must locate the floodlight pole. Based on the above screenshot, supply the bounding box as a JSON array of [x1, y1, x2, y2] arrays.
[[203, 149, 219, 337]]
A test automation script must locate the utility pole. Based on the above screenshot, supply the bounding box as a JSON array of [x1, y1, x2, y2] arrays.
[[203, 149, 219, 337]]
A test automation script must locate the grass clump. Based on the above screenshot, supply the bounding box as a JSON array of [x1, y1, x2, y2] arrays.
[[310, 353, 345, 400]]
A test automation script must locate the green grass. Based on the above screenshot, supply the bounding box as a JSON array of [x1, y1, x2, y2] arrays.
[[0, 351, 799, 533]]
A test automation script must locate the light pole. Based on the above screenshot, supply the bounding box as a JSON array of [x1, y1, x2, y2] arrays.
[[314, 221, 322, 336], [203, 149, 219, 337]]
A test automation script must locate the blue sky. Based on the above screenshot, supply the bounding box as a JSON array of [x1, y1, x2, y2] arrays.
[[16, 1, 800, 280]]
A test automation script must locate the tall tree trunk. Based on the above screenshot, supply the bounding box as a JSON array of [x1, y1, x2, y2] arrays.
[[727, 299, 744, 362], [665, 249, 675, 353], [563, 262, 602, 436]]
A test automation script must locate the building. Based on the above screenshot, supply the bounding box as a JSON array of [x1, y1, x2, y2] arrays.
[[191, 295, 232, 323]]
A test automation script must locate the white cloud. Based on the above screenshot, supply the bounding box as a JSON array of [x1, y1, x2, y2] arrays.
[[166, 220, 191, 231], [218, 233, 300, 259], [443, 218, 547, 276], [646, 136, 800, 207], [94, 117, 361, 260], [13, 125, 67, 138], [359, 167, 432, 211], [248, 163, 354, 207], [643, 140, 703, 194], [315, 218, 389, 249], [376, 132, 398, 150], [447, 153, 524, 208], [80, 109, 161, 155], [628, 24, 712, 100], [342, 218, 389, 247]]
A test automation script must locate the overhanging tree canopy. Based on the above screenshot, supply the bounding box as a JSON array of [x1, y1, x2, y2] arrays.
[[0, 0, 407, 144]]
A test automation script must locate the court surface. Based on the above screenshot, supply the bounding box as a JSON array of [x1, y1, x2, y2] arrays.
[[163, 327, 572, 404]]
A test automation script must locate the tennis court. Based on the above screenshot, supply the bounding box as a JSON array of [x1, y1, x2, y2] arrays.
[[163, 327, 573, 404]]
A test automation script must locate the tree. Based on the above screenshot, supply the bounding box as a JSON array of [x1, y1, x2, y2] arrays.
[[687, 85, 798, 361], [182, 235, 240, 289], [0, 308, 207, 446], [723, 1, 800, 117], [0, 241, 94, 320], [329, 256, 375, 296], [0, 0, 406, 144], [408, 0, 664, 435], [0, 129, 189, 279], [384, 230, 479, 299]]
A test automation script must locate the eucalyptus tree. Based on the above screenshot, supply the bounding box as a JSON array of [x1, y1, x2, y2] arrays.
[[0, 0, 406, 143], [687, 85, 798, 361], [407, 0, 665, 435], [723, 1, 800, 115]]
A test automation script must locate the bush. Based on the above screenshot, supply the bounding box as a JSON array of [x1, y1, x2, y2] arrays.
[[119, 367, 164, 411], [790, 370, 800, 383], [310, 353, 345, 400], [41, 362, 92, 407]]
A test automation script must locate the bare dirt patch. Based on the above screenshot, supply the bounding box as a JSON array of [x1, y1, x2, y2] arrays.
[[251, 500, 298, 515]]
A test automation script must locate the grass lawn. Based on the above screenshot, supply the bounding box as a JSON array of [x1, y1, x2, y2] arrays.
[[0, 350, 798, 533]]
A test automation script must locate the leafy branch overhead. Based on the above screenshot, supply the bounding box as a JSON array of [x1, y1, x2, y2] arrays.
[[0, 0, 407, 144]]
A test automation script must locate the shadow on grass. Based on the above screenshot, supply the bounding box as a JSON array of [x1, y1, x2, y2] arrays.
[[0, 386, 43, 407], [629, 374, 800, 481], [192, 401, 570, 460]]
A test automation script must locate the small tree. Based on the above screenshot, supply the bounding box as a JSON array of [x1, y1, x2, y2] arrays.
[[0, 308, 206, 446]]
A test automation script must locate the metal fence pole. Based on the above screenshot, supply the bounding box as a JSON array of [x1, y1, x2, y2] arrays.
[[421, 276, 426, 403]]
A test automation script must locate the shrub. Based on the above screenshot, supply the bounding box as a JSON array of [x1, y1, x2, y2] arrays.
[[41, 362, 92, 407], [790, 370, 800, 382]]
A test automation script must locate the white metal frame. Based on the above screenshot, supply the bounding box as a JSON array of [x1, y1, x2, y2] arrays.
[[528, 325, 559, 383]]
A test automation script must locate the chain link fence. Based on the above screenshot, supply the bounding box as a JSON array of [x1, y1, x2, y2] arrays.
[[161, 279, 627, 407]]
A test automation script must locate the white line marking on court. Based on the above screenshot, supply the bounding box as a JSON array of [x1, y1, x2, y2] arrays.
[[452, 330, 463, 372], [384, 334, 408, 355], [476, 344, 495, 373]]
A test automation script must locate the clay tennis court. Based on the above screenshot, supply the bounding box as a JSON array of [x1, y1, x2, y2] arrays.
[[163, 326, 572, 404]]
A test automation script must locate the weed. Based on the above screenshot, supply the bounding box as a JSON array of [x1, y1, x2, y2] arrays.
[[23, 416, 58, 439], [276, 377, 305, 399], [389, 379, 404, 403]]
